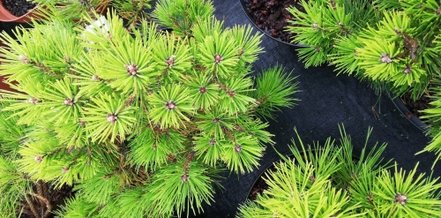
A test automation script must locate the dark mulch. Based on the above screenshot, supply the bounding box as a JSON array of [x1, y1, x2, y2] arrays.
[[245, 0, 299, 43], [248, 164, 276, 201], [3, 0, 36, 17], [401, 92, 431, 118]]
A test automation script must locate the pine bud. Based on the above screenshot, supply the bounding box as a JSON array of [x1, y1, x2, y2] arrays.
[[107, 114, 118, 123], [28, 97, 39, 105], [79, 120, 86, 127], [61, 167, 69, 174], [91, 75, 101, 81], [34, 155, 43, 163], [234, 144, 242, 153], [166, 56, 176, 68], [227, 90, 235, 97], [18, 55, 29, 64], [165, 101, 176, 110], [214, 54, 223, 64], [404, 65, 412, 74], [126, 64, 138, 76], [212, 118, 220, 123], [199, 87, 207, 94], [64, 98, 74, 106], [380, 54, 393, 63], [181, 174, 189, 182], [209, 138, 216, 146], [395, 193, 407, 205]]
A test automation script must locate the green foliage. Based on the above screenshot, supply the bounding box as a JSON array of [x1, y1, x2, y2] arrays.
[[32, 0, 152, 27], [0, 0, 298, 216], [288, 0, 441, 167], [237, 127, 441, 217], [153, 0, 214, 36], [0, 105, 31, 217], [288, 0, 441, 98]]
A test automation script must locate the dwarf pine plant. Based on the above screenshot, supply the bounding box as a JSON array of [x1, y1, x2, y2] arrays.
[[237, 127, 441, 217], [288, 0, 441, 98], [288, 0, 441, 167], [32, 0, 152, 28], [0, 1, 297, 217]]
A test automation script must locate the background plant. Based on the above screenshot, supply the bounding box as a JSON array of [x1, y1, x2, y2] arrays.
[[0, 0, 298, 217], [32, 0, 152, 28], [237, 127, 441, 217], [288, 0, 441, 98]]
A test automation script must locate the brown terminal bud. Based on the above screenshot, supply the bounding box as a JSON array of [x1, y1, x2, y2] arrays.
[[126, 64, 138, 76], [18, 55, 29, 64], [404, 65, 412, 74], [107, 114, 117, 123], [395, 193, 408, 205], [165, 101, 176, 110], [209, 138, 216, 146], [214, 54, 223, 64], [34, 155, 43, 163], [91, 75, 101, 81], [380, 54, 393, 63], [181, 174, 189, 182], [234, 144, 242, 153], [166, 56, 175, 68], [28, 97, 39, 105], [199, 87, 207, 94], [61, 167, 69, 174], [64, 98, 74, 106]]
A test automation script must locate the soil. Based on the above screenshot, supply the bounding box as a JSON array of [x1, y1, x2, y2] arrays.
[[2, 0, 36, 17], [401, 92, 431, 118], [20, 182, 73, 218], [244, 0, 300, 43]]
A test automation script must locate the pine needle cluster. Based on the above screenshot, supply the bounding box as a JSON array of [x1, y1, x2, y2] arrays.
[[237, 127, 441, 217], [0, 0, 298, 217]]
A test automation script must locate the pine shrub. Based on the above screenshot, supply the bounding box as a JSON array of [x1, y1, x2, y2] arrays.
[[288, 0, 441, 167], [237, 127, 441, 217]]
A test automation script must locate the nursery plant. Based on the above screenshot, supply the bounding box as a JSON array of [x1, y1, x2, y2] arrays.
[[237, 127, 441, 217], [288, 0, 441, 166], [288, 0, 441, 98], [31, 0, 152, 28], [0, 0, 298, 217]]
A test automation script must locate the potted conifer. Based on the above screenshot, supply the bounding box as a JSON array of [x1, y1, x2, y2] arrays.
[[31, 0, 152, 28], [237, 127, 441, 217], [0, 0, 298, 216], [285, 0, 441, 165]]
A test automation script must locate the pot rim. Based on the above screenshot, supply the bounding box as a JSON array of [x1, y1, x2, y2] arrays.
[[0, 0, 37, 23], [388, 92, 428, 132]]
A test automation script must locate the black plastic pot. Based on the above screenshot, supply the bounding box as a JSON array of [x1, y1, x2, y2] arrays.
[[239, 0, 304, 47], [390, 94, 428, 132]]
